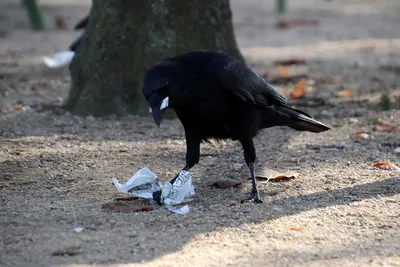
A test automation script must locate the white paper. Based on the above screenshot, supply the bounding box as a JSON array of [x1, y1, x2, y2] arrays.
[[112, 168, 196, 214], [73, 227, 83, 233], [43, 51, 75, 68], [166, 205, 189, 215]]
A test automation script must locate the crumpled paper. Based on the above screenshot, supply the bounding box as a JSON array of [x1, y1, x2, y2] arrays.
[[43, 51, 75, 68], [112, 167, 195, 214]]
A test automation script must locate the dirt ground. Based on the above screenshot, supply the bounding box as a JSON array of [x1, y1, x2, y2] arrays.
[[1, 0, 400, 266]]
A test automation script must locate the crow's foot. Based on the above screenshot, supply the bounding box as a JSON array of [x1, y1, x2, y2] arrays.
[[241, 192, 263, 204]]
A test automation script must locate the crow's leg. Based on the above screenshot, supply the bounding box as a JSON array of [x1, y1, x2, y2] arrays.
[[240, 138, 263, 203], [153, 131, 200, 204]]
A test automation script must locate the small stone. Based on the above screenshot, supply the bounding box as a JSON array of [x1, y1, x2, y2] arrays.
[[85, 115, 96, 123], [232, 163, 242, 171], [321, 110, 333, 117], [349, 118, 358, 124], [394, 147, 400, 154]]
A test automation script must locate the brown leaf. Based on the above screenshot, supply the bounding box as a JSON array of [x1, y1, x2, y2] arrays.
[[277, 66, 290, 78], [229, 201, 237, 207], [14, 104, 23, 111], [291, 78, 306, 99], [373, 162, 400, 172], [276, 18, 319, 29], [285, 225, 305, 231], [134, 207, 154, 212], [114, 196, 138, 201], [349, 131, 371, 140], [273, 59, 307, 66], [359, 44, 376, 53], [250, 167, 298, 182], [337, 89, 353, 98], [373, 122, 397, 132], [101, 202, 154, 213], [54, 16, 68, 30], [211, 179, 242, 189]]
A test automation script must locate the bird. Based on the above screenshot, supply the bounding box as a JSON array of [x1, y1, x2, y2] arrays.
[[68, 15, 89, 52], [142, 51, 330, 204]]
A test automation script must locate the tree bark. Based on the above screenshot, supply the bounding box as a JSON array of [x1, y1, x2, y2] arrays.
[[66, 0, 243, 117]]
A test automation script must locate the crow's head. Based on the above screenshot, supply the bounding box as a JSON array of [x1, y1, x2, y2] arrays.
[[142, 62, 175, 127]]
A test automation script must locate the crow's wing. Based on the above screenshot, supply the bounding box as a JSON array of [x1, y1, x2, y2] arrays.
[[74, 16, 89, 30], [218, 60, 287, 107]]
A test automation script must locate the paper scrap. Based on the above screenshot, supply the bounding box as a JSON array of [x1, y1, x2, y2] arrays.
[[166, 205, 190, 215], [112, 168, 196, 214], [43, 51, 75, 68], [73, 227, 83, 233]]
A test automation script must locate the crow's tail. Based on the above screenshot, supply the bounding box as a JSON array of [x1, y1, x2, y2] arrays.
[[274, 106, 330, 133]]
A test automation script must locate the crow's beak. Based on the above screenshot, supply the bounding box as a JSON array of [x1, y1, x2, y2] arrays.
[[150, 97, 169, 127]]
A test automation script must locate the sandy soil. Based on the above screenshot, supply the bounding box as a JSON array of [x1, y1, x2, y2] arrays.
[[1, 0, 400, 266]]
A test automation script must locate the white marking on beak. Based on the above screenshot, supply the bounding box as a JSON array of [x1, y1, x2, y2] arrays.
[[149, 107, 152, 113], [160, 97, 169, 110]]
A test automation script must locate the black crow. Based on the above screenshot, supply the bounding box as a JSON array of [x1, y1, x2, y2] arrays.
[[68, 15, 89, 52], [143, 51, 330, 203]]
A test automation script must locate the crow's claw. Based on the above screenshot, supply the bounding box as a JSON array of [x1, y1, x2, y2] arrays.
[[241, 193, 263, 204]]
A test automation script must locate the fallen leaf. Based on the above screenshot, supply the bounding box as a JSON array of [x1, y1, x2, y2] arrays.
[[277, 65, 290, 78], [54, 16, 67, 29], [134, 207, 154, 212], [101, 202, 154, 213], [250, 167, 298, 182], [359, 44, 376, 53], [229, 201, 237, 207], [373, 162, 400, 172], [349, 131, 371, 140], [337, 89, 353, 98], [373, 162, 392, 167], [291, 78, 306, 99], [276, 18, 319, 29], [285, 225, 305, 231], [273, 59, 307, 66], [114, 196, 138, 201], [14, 104, 23, 111], [373, 122, 397, 132], [211, 179, 242, 189]]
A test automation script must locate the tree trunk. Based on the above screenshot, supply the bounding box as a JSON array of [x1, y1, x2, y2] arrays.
[[66, 0, 243, 117]]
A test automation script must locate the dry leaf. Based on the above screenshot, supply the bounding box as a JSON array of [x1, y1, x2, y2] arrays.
[[55, 16, 67, 29], [250, 167, 298, 182], [285, 225, 305, 231], [277, 66, 290, 78], [134, 207, 154, 212], [229, 201, 237, 207], [114, 196, 138, 201], [276, 18, 319, 29], [14, 104, 23, 111], [211, 179, 242, 188], [349, 131, 371, 140], [359, 44, 376, 53], [373, 122, 397, 132], [373, 162, 400, 171], [101, 202, 154, 213], [273, 59, 307, 66], [337, 89, 353, 98], [291, 78, 306, 99]]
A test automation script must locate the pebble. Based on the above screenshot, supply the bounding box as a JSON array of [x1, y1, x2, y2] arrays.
[[394, 147, 400, 154], [348, 118, 358, 124], [233, 163, 242, 171]]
